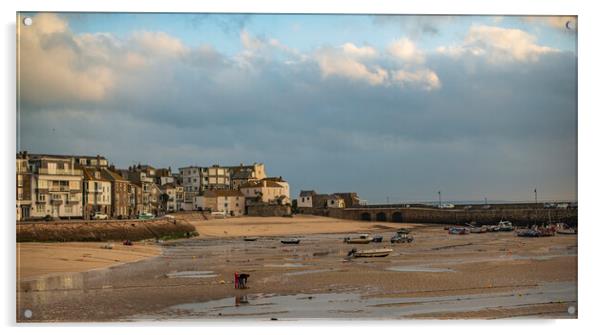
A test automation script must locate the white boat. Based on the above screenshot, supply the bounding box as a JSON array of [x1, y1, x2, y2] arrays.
[[348, 248, 393, 258], [344, 234, 373, 244]]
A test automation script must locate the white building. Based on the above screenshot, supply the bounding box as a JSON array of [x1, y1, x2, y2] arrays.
[[298, 190, 316, 208], [28, 155, 84, 219]]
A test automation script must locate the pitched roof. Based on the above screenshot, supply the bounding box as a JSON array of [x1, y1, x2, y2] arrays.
[[263, 176, 287, 182], [300, 190, 316, 197], [239, 180, 283, 189], [232, 170, 254, 179], [82, 167, 109, 181], [100, 168, 126, 182]]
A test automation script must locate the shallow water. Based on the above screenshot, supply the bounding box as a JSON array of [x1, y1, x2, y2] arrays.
[[284, 269, 337, 276], [166, 271, 217, 279], [128, 281, 576, 320], [386, 266, 455, 273], [264, 263, 304, 268]]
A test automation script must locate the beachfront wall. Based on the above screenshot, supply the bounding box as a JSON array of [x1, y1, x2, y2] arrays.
[[313, 207, 578, 226]]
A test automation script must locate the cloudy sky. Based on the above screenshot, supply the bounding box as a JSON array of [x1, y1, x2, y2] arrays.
[[17, 13, 577, 203]]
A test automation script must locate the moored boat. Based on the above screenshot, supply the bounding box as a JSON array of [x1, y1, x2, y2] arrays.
[[281, 238, 301, 244], [448, 227, 470, 235], [348, 247, 393, 258], [371, 236, 383, 243], [516, 229, 540, 237], [243, 237, 258, 241], [470, 227, 488, 233], [344, 234, 373, 244]]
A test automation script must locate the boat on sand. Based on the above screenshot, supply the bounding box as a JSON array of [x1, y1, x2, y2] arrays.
[[281, 238, 301, 244], [344, 234, 373, 244], [347, 248, 393, 258]]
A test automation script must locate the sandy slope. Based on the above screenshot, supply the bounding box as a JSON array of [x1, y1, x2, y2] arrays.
[[179, 214, 419, 238], [17, 242, 161, 279]]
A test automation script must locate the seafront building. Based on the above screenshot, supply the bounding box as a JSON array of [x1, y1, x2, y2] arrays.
[[26, 154, 84, 219], [82, 167, 112, 219], [16, 152, 32, 220], [16, 152, 288, 220], [195, 189, 245, 216]]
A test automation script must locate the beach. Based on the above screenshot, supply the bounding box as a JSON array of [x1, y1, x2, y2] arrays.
[[17, 214, 577, 321]]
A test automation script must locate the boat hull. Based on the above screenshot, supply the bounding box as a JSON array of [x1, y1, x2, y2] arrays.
[[353, 248, 393, 257]]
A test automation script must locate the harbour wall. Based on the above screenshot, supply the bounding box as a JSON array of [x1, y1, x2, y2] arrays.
[[304, 207, 578, 226], [16, 218, 197, 242]]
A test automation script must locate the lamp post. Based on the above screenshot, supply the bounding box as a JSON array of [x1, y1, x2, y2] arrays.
[[438, 191, 442, 208], [534, 188, 538, 225]]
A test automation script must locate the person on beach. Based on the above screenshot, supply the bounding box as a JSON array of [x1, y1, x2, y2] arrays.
[[234, 272, 239, 289]]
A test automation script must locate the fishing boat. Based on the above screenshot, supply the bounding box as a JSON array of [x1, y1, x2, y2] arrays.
[[347, 247, 393, 258], [371, 235, 384, 243], [243, 237, 258, 241], [281, 238, 301, 244], [344, 234, 373, 244]]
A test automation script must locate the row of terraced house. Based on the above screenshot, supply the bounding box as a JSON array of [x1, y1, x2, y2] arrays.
[[16, 151, 291, 221]]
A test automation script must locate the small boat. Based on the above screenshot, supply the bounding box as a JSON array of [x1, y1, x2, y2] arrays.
[[448, 227, 470, 235], [243, 237, 258, 241], [557, 229, 577, 235], [497, 221, 514, 232], [281, 238, 300, 244], [344, 234, 373, 244], [470, 227, 488, 233], [391, 234, 414, 243], [348, 248, 393, 258], [516, 229, 540, 237], [484, 225, 500, 232], [397, 228, 411, 234], [371, 236, 383, 243], [556, 223, 577, 235]]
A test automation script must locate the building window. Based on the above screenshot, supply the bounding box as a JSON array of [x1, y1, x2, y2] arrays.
[[65, 206, 72, 214], [36, 204, 44, 212], [38, 194, 46, 202]]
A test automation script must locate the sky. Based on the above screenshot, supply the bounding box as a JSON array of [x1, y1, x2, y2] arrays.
[[16, 13, 577, 203]]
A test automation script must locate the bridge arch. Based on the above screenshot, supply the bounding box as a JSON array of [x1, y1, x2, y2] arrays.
[[360, 212, 371, 221], [392, 211, 403, 223], [376, 212, 387, 222]]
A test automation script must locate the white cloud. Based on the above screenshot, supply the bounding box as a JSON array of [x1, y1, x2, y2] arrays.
[[315, 48, 388, 86], [438, 25, 558, 63], [131, 31, 186, 58], [341, 43, 378, 58], [388, 37, 425, 64], [392, 69, 441, 91]]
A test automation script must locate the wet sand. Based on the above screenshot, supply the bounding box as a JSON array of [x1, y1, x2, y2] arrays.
[[16, 215, 577, 321]]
